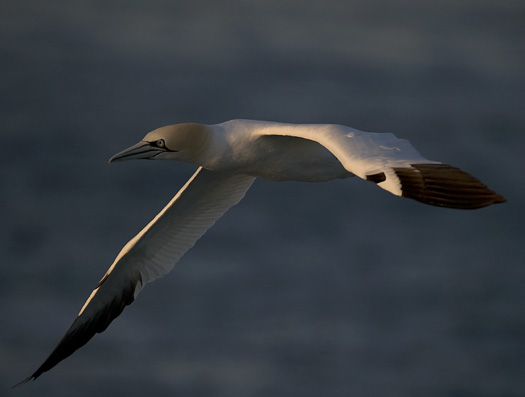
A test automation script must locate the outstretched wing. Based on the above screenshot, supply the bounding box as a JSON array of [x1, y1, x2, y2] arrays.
[[19, 167, 255, 384], [254, 121, 505, 209]]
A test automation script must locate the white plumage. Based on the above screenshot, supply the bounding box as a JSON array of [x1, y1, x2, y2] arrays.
[[18, 120, 505, 384]]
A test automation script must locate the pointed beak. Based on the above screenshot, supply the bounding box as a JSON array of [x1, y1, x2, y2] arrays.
[[109, 141, 165, 163]]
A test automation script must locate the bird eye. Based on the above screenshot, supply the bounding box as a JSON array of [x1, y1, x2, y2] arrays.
[[156, 139, 165, 148]]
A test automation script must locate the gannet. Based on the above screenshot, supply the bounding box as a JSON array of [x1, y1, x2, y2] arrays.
[[18, 119, 505, 384]]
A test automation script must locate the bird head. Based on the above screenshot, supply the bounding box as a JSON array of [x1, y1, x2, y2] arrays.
[[109, 123, 209, 163]]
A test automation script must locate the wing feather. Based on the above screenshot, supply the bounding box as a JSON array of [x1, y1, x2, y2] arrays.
[[19, 167, 255, 384], [253, 121, 504, 209]]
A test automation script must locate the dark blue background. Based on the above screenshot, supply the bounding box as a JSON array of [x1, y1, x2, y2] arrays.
[[2, 1, 523, 395]]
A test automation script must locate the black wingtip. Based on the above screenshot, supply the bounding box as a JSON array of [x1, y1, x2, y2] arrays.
[[12, 375, 36, 388], [394, 163, 506, 209], [13, 358, 53, 388], [14, 274, 141, 384]]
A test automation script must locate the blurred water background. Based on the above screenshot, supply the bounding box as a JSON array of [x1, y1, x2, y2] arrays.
[[1, 1, 524, 396]]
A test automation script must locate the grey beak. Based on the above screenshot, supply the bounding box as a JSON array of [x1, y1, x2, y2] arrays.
[[109, 141, 164, 163]]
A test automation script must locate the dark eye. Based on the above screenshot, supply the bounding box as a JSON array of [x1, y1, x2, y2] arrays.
[[155, 139, 165, 148]]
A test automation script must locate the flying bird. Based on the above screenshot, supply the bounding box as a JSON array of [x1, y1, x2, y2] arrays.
[[17, 119, 505, 384]]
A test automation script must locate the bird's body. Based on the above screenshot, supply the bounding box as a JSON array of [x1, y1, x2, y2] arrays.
[[141, 120, 353, 180], [18, 119, 505, 385]]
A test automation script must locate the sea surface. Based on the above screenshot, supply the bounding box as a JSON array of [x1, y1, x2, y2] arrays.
[[1, 1, 524, 396]]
